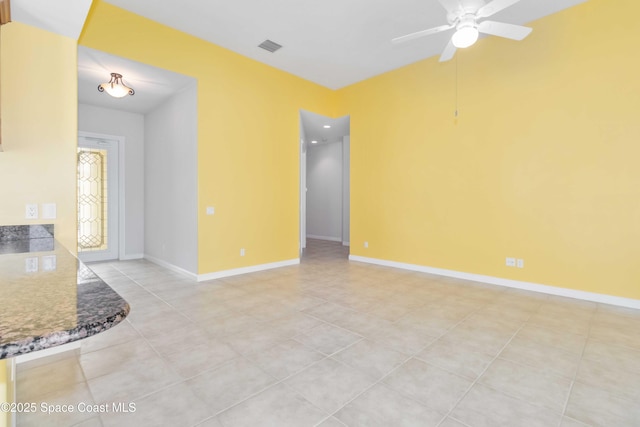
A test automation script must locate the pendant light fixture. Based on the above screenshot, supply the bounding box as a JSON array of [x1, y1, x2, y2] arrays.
[[98, 73, 135, 98]]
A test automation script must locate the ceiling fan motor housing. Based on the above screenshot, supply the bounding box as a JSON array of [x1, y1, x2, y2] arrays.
[[452, 14, 479, 48]]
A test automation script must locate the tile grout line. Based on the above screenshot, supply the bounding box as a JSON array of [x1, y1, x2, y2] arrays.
[[315, 297, 494, 426], [436, 299, 601, 426], [34, 248, 639, 427], [433, 309, 536, 427], [204, 352, 335, 424], [204, 302, 386, 422], [314, 285, 535, 425], [32, 258, 346, 423], [157, 293, 366, 424], [558, 303, 598, 427], [90, 265, 210, 422]]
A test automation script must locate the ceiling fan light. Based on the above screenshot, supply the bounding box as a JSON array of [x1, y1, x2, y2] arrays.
[[452, 26, 479, 48]]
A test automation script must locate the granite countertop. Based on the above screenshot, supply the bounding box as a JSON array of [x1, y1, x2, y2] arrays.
[[0, 225, 130, 359]]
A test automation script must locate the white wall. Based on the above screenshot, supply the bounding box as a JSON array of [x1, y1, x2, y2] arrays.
[[144, 84, 198, 274], [307, 141, 343, 241], [78, 103, 145, 259]]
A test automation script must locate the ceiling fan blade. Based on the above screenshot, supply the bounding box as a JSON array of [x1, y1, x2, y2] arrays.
[[477, 20, 532, 40], [392, 24, 454, 44], [477, 0, 522, 18], [439, 39, 457, 62]]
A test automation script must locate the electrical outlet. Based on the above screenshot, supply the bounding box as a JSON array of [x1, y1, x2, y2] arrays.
[[25, 204, 38, 219], [517, 259, 524, 268], [364, 241, 369, 248], [240, 248, 245, 256], [206, 206, 215, 215], [506, 257, 516, 267]]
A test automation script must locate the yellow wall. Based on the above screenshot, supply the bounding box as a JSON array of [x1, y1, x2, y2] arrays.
[[10, 0, 636, 300], [79, 0, 335, 274], [337, 0, 640, 299], [0, 23, 78, 251]]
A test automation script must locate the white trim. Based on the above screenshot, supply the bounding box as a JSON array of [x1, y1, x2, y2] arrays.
[[342, 241, 350, 246], [349, 255, 640, 310], [120, 253, 144, 261], [307, 235, 342, 242], [144, 254, 198, 280], [197, 258, 300, 282], [15, 341, 81, 364]]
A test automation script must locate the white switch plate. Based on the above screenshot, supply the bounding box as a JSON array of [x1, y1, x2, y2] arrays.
[[42, 255, 57, 271], [506, 257, 516, 267], [517, 259, 524, 268], [25, 204, 38, 219], [240, 248, 245, 256], [42, 203, 57, 219], [25, 257, 38, 273], [206, 206, 215, 215], [364, 241, 369, 248]]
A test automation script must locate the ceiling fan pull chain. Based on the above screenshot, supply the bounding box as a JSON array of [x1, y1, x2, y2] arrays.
[[455, 54, 459, 118]]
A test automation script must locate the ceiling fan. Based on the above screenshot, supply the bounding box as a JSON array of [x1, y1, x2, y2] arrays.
[[392, 0, 533, 62]]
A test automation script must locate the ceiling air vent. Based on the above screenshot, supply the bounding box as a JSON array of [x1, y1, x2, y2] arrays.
[[258, 39, 283, 53]]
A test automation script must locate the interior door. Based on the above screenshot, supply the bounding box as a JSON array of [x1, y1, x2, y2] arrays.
[[77, 134, 119, 262]]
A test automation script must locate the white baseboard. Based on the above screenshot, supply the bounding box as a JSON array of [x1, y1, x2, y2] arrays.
[[307, 235, 342, 242], [144, 254, 198, 280], [198, 258, 300, 282], [349, 255, 640, 310], [120, 253, 144, 261]]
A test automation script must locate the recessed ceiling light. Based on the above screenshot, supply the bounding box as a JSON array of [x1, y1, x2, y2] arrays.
[[311, 140, 318, 144], [323, 125, 331, 128]]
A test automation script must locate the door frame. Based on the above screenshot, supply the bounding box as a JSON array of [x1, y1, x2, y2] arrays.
[[300, 138, 307, 255], [77, 131, 125, 262]]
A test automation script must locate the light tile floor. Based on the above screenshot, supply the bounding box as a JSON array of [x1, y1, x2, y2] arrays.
[[15, 239, 640, 426]]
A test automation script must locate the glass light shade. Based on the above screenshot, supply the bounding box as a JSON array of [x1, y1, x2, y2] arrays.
[[98, 73, 135, 98], [452, 26, 479, 48]]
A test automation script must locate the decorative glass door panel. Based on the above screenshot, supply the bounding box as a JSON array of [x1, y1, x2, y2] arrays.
[[77, 134, 119, 262], [78, 148, 108, 252]]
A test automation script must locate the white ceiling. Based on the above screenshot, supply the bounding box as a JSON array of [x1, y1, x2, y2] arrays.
[[103, 0, 588, 89], [301, 110, 350, 146], [78, 47, 196, 114], [11, 0, 92, 39], [13, 0, 588, 120]]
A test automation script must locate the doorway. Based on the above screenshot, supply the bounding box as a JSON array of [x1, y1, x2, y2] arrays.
[[77, 132, 121, 262], [299, 110, 350, 257]]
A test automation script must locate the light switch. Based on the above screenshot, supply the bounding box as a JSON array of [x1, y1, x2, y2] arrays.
[[206, 206, 215, 215], [42, 255, 57, 271], [25, 257, 38, 273], [42, 203, 57, 219]]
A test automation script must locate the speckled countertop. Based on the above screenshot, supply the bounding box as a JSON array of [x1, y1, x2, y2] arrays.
[[0, 225, 130, 359]]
